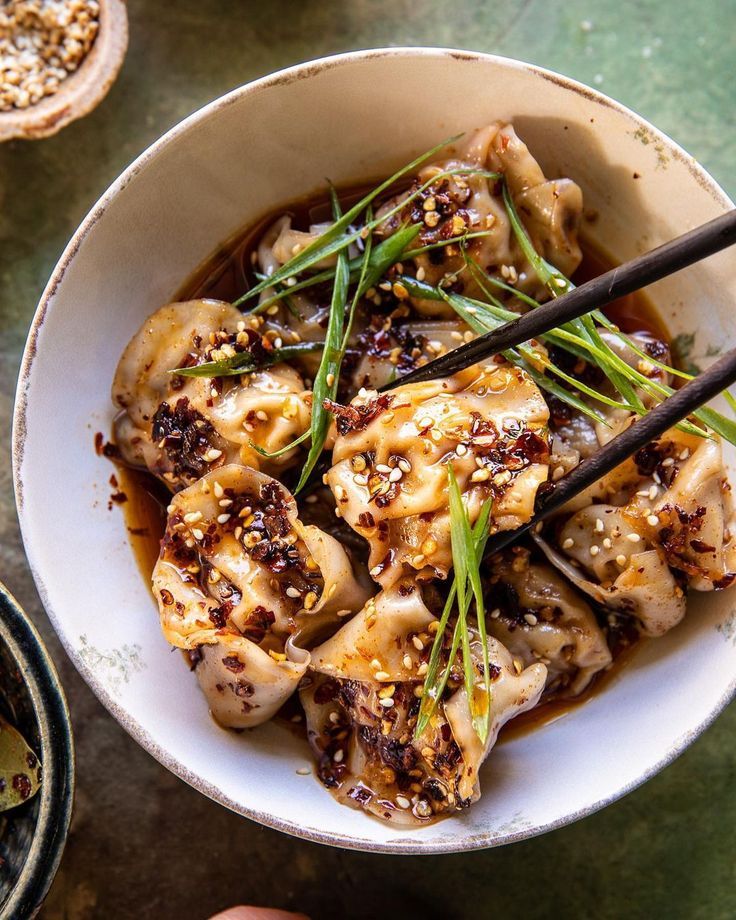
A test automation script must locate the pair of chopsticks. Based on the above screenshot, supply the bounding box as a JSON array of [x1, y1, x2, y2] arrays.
[[383, 210, 736, 556]]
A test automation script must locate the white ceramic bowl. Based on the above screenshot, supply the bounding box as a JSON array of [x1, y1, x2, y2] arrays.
[[13, 48, 736, 854]]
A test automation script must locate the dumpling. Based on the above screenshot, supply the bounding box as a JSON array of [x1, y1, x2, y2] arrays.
[[152, 464, 371, 727], [486, 548, 612, 695], [537, 508, 686, 637], [538, 430, 736, 636], [326, 362, 550, 588], [375, 123, 583, 317], [301, 578, 546, 824], [112, 300, 312, 489], [490, 123, 583, 282], [549, 330, 673, 480]]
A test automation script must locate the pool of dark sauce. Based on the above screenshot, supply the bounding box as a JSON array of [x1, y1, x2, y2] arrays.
[[115, 182, 666, 739]]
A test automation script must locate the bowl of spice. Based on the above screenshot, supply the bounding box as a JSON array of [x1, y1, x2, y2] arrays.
[[0, 583, 73, 917], [0, 0, 127, 142]]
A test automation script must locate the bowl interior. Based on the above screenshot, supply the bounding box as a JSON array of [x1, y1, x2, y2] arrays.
[[13, 49, 736, 853]]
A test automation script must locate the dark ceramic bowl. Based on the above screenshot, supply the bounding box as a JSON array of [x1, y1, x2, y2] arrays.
[[0, 584, 73, 919]]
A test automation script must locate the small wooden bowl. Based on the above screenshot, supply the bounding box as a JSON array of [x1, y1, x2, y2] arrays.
[[0, 0, 128, 142]]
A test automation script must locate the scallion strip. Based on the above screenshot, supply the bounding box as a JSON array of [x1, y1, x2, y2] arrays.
[[170, 341, 324, 378]]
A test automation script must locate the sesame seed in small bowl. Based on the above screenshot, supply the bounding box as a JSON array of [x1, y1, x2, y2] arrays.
[[0, 0, 128, 142]]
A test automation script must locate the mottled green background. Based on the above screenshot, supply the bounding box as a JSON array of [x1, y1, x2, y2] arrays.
[[1, 2, 735, 918]]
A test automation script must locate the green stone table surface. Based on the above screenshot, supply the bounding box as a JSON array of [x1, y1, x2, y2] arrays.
[[1, 2, 735, 917]]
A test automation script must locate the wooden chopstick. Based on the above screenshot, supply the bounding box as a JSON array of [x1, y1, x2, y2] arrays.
[[381, 209, 736, 390], [481, 345, 736, 559]]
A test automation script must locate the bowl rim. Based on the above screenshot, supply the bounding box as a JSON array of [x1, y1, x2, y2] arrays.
[[11, 46, 736, 854], [0, 584, 74, 916]]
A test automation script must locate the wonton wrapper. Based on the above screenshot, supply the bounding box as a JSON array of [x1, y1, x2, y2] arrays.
[[113, 300, 311, 489], [376, 123, 583, 317], [327, 363, 550, 588], [538, 430, 736, 636], [153, 464, 370, 727], [486, 549, 612, 696], [301, 579, 546, 825]]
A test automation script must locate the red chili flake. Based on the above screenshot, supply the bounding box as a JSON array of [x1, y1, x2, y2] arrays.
[[514, 430, 550, 464], [313, 678, 340, 704], [324, 394, 395, 436], [222, 656, 245, 674], [209, 602, 231, 629]]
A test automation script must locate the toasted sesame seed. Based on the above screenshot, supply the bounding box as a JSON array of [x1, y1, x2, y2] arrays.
[[524, 613, 538, 626], [661, 456, 675, 467], [396, 795, 411, 809], [594, 518, 605, 533], [648, 485, 659, 501], [471, 468, 490, 483], [416, 662, 429, 677], [379, 697, 395, 708], [286, 586, 301, 598], [418, 416, 434, 429], [616, 554, 627, 566], [603, 537, 612, 550], [626, 533, 641, 543], [369, 565, 383, 577], [217, 513, 231, 524], [374, 671, 391, 682], [213, 481, 224, 498], [204, 448, 223, 462], [303, 591, 318, 610], [296, 766, 311, 775], [562, 537, 575, 550], [256, 410, 269, 421], [402, 654, 413, 669], [647, 514, 659, 527], [183, 511, 203, 524], [389, 467, 403, 483], [333, 749, 344, 763], [490, 608, 501, 619], [590, 545, 600, 556], [218, 498, 233, 508], [411, 554, 426, 568], [679, 449, 690, 460], [191, 528, 204, 541], [412, 636, 424, 651]]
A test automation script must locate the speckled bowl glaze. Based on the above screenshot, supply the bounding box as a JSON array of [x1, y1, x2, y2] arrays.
[[12, 48, 736, 854], [0, 584, 73, 917]]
